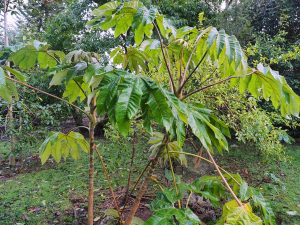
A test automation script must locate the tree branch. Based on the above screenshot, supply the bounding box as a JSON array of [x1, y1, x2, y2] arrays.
[[153, 21, 176, 93], [177, 50, 208, 96], [4, 75, 91, 119], [182, 71, 256, 100], [74, 80, 87, 98], [182, 28, 210, 84]]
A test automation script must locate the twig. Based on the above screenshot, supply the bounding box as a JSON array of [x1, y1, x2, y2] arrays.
[[128, 160, 152, 199], [186, 191, 193, 208], [168, 148, 243, 206], [121, 160, 152, 215], [168, 149, 241, 186], [182, 28, 211, 83], [153, 21, 176, 92]]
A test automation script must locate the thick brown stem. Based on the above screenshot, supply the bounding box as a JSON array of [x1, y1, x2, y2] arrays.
[[88, 97, 96, 225], [124, 179, 148, 225], [124, 136, 168, 225], [124, 161, 155, 225]]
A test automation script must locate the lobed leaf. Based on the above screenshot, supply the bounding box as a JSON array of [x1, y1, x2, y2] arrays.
[[39, 131, 89, 164]]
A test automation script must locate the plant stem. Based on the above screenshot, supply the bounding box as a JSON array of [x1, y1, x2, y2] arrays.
[[186, 191, 193, 208], [178, 50, 208, 98], [128, 160, 152, 198], [181, 28, 211, 86], [168, 148, 242, 206], [87, 96, 96, 225], [121, 160, 151, 215], [206, 149, 243, 206], [124, 178, 149, 225], [166, 148, 181, 208]]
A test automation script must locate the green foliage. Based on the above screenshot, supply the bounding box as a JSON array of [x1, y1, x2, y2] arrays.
[[90, 1, 300, 122], [145, 208, 200, 225], [148, 132, 187, 165], [89, 1, 157, 45], [218, 146, 300, 224], [235, 109, 291, 159], [9, 41, 64, 70], [39, 131, 89, 164], [89, 69, 229, 152]]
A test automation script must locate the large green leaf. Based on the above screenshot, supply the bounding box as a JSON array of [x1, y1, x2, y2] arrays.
[[63, 79, 87, 103], [10, 45, 37, 70], [250, 189, 276, 225], [9, 43, 64, 70], [141, 78, 173, 132], [93, 69, 229, 151], [4, 66, 27, 82], [91, 1, 158, 46], [188, 105, 228, 152], [115, 77, 143, 135], [96, 71, 122, 116]]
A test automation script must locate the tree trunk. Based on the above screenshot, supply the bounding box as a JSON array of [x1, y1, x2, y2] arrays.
[[88, 97, 97, 225], [4, 0, 16, 166]]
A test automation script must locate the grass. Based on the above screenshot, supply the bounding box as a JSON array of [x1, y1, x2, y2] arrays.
[[0, 139, 149, 225], [218, 144, 300, 225], [1, 139, 300, 224]]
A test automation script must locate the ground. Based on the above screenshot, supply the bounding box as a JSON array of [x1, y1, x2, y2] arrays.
[[0, 140, 299, 225]]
